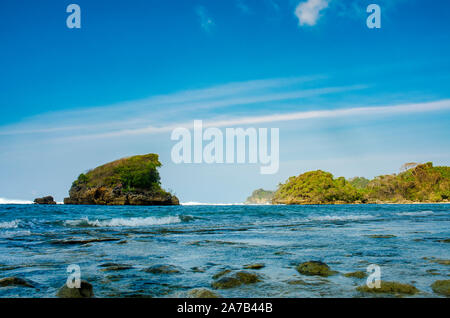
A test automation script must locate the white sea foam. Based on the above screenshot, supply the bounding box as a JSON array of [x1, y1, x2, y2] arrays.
[[0, 198, 33, 204], [396, 211, 434, 216], [0, 220, 20, 229], [181, 202, 245, 206], [65, 215, 187, 227], [307, 215, 376, 222]]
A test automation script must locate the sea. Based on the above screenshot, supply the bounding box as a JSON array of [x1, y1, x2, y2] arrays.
[[0, 203, 449, 297]]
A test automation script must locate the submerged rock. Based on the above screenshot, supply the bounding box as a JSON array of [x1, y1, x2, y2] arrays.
[[212, 271, 261, 289], [367, 234, 396, 238], [212, 269, 232, 280], [144, 264, 180, 274], [243, 263, 265, 270], [356, 281, 419, 295], [344, 271, 367, 279], [431, 280, 450, 296], [56, 280, 94, 298], [99, 263, 133, 271], [296, 261, 335, 277], [0, 277, 34, 288], [187, 288, 220, 298], [34, 196, 56, 205]]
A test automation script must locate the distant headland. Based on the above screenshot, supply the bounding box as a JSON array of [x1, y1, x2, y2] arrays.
[[247, 162, 450, 205]]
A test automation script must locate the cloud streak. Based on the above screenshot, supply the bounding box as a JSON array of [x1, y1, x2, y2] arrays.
[[62, 99, 450, 140]]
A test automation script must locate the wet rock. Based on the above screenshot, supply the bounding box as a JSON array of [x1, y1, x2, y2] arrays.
[[34, 196, 56, 205], [56, 280, 94, 298], [243, 263, 265, 270], [296, 261, 335, 277], [356, 281, 419, 295], [436, 239, 450, 243], [0, 277, 34, 288], [344, 271, 367, 279], [212, 269, 232, 280], [191, 267, 206, 273], [187, 288, 220, 298], [367, 234, 396, 238], [212, 271, 261, 289], [99, 263, 133, 271], [286, 279, 308, 285], [431, 280, 450, 296], [144, 264, 180, 274], [426, 258, 450, 265], [51, 237, 120, 245]]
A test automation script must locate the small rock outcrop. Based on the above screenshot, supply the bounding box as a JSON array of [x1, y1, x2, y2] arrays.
[[187, 288, 220, 298], [56, 280, 94, 298], [212, 271, 261, 289], [0, 277, 34, 288], [243, 263, 265, 270], [431, 280, 450, 296], [63, 154, 179, 206], [296, 261, 336, 277], [144, 264, 180, 274], [356, 281, 419, 295], [33, 196, 56, 205], [343, 271, 367, 279]]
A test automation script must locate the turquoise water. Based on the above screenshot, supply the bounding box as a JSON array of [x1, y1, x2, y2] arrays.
[[0, 204, 449, 297]]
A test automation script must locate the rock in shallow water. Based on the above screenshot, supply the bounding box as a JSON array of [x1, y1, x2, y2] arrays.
[[187, 288, 221, 298], [0, 277, 34, 288], [34, 196, 56, 205], [356, 281, 418, 295], [431, 280, 450, 296], [343, 271, 367, 279], [243, 263, 265, 270], [212, 271, 261, 289], [296, 261, 336, 277], [56, 280, 94, 298], [144, 264, 181, 274]]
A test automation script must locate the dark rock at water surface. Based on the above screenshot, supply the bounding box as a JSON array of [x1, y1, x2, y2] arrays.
[[56, 280, 94, 298], [34, 196, 56, 205]]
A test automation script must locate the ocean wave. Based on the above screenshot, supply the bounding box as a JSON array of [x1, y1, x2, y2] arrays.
[[395, 211, 434, 216], [181, 202, 245, 206], [64, 215, 193, 228], [0, 220, 20, 229], [307, 215, 376, 222], [0, 198, 33, 204]]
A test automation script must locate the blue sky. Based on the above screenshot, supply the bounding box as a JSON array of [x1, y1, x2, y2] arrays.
[[0, 0, 449, 203]]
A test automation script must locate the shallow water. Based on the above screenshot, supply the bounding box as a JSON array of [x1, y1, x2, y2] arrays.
[[0, 204, 449, 298]]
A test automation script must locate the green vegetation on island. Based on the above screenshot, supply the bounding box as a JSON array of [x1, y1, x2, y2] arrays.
[[272, 162, 450, 205], [64, 154, 179, 205], [245, 188, 275, 204]]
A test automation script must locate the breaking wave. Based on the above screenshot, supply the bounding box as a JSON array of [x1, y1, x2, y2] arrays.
[[0, 198, 33, 204], [64, 215, 193, 227], [307, 215, 376, 222], [182, 202, 245, 206], [0, 220, 20, 229], [396, 211, 434, 216]]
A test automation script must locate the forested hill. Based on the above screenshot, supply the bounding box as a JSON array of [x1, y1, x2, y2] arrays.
[[272, 162, 450, 205]]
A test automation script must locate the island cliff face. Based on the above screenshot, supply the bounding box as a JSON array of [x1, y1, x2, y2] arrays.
[[272, 162, 450, 205], [64, 154, 179, 206]]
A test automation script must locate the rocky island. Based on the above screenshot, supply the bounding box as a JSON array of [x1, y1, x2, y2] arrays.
[[63, 154, 179, 205], [272, 162, 450, 205], [245, 188, 274, 204]]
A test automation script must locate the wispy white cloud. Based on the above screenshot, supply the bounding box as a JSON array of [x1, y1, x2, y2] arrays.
[[295, 0, 330, 26], [61, 99, 450, 141], [195, 5, 215, 33], [0, 75, 331, 136]]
